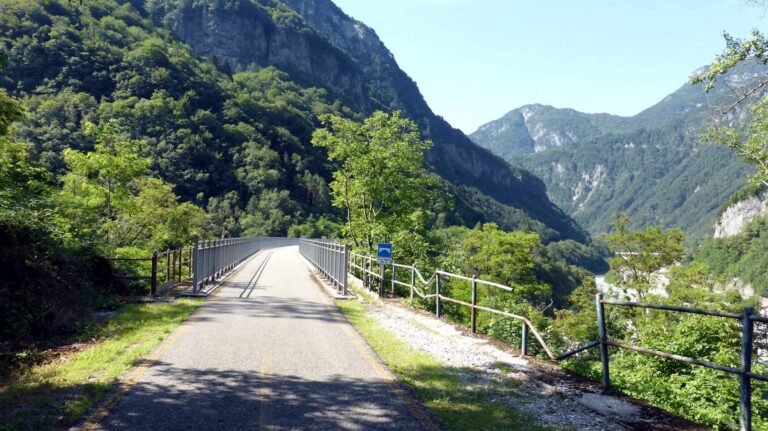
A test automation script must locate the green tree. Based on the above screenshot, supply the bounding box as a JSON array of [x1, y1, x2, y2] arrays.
[[311, 111, 444, 258], [692, 29, 768, 189], [57, 122, 207, 253], [604, 213, 684, 299]]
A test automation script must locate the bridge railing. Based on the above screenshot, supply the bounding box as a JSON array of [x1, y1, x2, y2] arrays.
[[299, 239, 348, 295], [347, 249, 767, 430], [192, 237, 297, 293], [348, 251, 557, 360]]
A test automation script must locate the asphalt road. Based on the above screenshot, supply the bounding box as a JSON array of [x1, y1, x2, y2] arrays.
[[89, 246, 430, 431]]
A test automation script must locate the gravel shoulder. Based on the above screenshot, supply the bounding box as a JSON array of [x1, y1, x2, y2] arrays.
[[360, 292, 709, 431]]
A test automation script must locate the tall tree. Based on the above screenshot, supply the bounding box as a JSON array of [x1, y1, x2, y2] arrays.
[[604, 213, 685, 299], [311, 111, 444, 257], [692, 29, 768, 186]]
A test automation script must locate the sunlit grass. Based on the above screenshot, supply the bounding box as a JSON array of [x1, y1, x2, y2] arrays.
[[0, 298, 203, 431], [335, 297, 551, 431]]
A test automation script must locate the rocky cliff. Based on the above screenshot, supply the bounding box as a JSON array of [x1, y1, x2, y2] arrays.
[[713, 191, 768, 238], [146, 0, 589, 243]]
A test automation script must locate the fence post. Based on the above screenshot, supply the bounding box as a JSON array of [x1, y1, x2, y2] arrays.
[[343, 245, 349, 296], [165, 250, 170, 282], [435, 272, 441, 318], [521, 323, 528, 356], [410, 265, 415, 301], [150, 251, 158, 296], [178, 248, 183, 282], [192, 241, 199, 293], [741, 306, 755, 431], [391, 263, 396, 296], [596, 292, 610, 390], [171, 249, 176, 283], [471, 275, 478, 333]]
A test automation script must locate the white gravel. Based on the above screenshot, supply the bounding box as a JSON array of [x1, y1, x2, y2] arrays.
[[363, 299, 651, 431]]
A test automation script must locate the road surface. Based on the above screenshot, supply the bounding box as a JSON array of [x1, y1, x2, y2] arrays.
[[87, 246, 431, 431]]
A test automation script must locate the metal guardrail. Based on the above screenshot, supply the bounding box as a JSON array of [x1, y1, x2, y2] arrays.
[[299, 239, 349, 295], [108, 247, 193, 295], [596, 294, 767, 431], [348, 250, 766, 430], [349, 252, 556, 359], [192, 237, 298, 293]]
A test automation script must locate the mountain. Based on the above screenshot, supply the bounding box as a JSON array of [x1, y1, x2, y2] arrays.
[[0, 0, 588, 244], [141, 0, 589, 243], [470, 61, 768, 239]]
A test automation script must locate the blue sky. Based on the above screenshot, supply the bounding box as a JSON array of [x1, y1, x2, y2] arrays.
[[332, 0, 766, 133]]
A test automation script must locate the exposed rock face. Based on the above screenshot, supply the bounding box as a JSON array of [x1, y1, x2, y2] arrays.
[[470, 62, 768, 236], [470, 104, 624, 159], [713, 191, 768, 238], [150, 0, 590, 243]]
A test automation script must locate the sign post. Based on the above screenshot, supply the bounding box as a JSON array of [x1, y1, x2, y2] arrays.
[[376, 243, 392, 298]]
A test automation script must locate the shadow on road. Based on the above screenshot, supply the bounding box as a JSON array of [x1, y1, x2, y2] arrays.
[[96, 362, 428, 430]]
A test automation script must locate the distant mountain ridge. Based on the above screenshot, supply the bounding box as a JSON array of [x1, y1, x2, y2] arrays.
[[146, 0, 589, 243], [470, 60, 768, 239]]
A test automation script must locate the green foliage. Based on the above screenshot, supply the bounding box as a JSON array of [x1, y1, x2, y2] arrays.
[[554, 218, 764, 429], [696, 213, 768, 297], [705, 97, 768, 189], [287, 215, 341, 239], [603, 213, 685, 299], [312, 111, 445, 261], [0, 92, 127, 346], [56, 122, 207, 253], [545, 239, 609, 273], [1, 298, 203, 431], [691, 30, 768, 91], [0, 0, 346, 237], [471, 61, 768, 240]]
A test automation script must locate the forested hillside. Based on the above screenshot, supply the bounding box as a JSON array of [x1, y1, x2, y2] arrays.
[[470, 61, 768, 239], [0, 0, 589, 244]]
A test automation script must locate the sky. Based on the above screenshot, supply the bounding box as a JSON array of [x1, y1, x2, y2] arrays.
[[331, 0, 767, 134]]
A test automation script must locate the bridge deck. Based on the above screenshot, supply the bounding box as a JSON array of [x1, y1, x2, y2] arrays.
[[90, 245, 429, 431]]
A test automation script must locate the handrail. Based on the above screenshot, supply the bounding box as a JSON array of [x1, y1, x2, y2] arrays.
[[300, 239, 348, 295], [348, 251, 556, 359]]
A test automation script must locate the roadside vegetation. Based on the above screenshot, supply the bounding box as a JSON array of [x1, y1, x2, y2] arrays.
[[335, 297, 548, 431], [0, 298, 203, 431], [4, 1, 768, 430]]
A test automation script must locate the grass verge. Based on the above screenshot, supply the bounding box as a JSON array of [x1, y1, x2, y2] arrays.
[[0, 298, 204, 431], [335, 297, 550, 431]]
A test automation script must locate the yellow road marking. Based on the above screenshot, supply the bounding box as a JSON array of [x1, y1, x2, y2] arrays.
[[258, 356, 273, 431], [75, 261, 249, 431], [76, 305, 208, 430], [325, 302, 442, 431]]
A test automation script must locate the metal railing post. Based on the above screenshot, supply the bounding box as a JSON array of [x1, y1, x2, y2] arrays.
[[435, 272, 441, 318], [343, 245, 349, 296], [741, 306, 755, 431], [521, 323, 528, 356], [596, 292, 610, 390], [165, 250, 171, 282], [471, 275, 478, 333], [391, 263, 395, 296], [150, 251, 158, 296], [178, 248, 183, 282], [410, 264, 415, 300], [192, 241, 200, 293]]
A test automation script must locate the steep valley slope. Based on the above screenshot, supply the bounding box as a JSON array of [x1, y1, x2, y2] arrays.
[[1, 0, 589, 245], [470, 61, 768, 239]]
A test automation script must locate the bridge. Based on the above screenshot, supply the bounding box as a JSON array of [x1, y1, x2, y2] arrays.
[[83, 237, 766, 431], [84, 240, 434, 430]]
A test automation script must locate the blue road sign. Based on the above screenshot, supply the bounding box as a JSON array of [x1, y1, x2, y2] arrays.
[[376, 242, 392, 264]]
